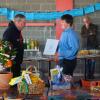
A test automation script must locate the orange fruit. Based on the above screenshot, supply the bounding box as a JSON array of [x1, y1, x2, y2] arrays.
[[5, 60, 13, 68]]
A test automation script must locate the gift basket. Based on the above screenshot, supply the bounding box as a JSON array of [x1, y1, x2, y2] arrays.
[[50, 65, 72, 90], [9, 66, 45, 94]]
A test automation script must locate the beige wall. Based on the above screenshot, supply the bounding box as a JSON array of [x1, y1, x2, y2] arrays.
[[0, 0, 56, 11]]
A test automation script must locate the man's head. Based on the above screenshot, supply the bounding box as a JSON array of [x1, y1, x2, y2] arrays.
[[61, 14, 73, 29], [14, 14, 26, 31], [83, 15, 91, 26]]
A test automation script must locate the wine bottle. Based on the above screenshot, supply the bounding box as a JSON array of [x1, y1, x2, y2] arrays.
[[26, 39, 30, 49]]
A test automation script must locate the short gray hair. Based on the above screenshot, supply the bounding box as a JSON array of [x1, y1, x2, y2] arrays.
[[83, 15, 91, 21], [14, 14, 25, 22]]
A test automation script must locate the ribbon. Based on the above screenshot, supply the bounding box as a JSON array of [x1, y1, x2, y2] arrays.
[[19, 79, 29, 94]]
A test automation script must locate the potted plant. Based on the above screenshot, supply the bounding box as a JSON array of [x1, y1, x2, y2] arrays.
[[0, 40, 16, 90]]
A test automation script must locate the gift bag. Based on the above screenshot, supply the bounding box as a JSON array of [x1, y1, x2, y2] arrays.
[[50, 65, 72, 90]]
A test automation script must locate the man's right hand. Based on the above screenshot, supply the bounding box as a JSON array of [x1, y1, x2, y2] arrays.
[[54, 53, 59, 63]]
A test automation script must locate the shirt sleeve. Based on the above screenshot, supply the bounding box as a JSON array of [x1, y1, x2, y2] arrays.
[[61, 32, 79, 58]]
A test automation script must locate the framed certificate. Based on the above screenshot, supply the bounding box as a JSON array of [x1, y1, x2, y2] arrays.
[[43, 39, 59, 55]]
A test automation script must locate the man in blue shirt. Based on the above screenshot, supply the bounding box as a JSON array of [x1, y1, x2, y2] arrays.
[[58, 14, 79, 76]]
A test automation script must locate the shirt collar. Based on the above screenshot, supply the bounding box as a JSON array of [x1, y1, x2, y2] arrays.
[[64, 27, 72, 32]]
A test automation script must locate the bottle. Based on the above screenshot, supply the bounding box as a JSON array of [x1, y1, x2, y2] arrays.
[[34, 40, 37, 50], [30, 38, 32, 49], [23, 38, 25, 49], [26, 39, 30, 49], [32, 40, 35, 49], [35, 40, 39, 51], [23, 38, 27, 49], [37, 40, 39, 51]]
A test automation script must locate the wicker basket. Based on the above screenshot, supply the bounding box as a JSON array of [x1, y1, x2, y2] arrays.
[[18, 66, 45, 94], [18, 81, 45, 94]]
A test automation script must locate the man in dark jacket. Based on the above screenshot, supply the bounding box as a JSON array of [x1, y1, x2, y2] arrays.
[[81, 16, 98, 49], [3, 14, 26, 77], [81, 15, 98, 79]]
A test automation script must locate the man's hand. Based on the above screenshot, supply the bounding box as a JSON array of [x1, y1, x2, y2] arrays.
[[54, 53, 59, 63]]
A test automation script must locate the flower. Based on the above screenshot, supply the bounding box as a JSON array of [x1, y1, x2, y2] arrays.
[[0, 40, 16, 69]]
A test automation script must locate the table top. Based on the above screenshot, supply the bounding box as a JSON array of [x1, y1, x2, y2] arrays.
[[23, 54, 100, 62], [0, 87, 43, 100], [77, 54, 100, 59], [0, 87, 100, 100]]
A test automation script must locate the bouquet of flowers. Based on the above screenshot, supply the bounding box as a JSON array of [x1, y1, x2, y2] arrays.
[[0, 40, 16, 71]]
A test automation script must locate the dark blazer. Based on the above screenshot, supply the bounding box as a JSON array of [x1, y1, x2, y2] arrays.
[[3, 21, 24, 64], [81, 23, 98, 49]]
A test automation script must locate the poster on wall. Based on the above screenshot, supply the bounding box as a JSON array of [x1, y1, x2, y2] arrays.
[[43, 39, 59, 56]]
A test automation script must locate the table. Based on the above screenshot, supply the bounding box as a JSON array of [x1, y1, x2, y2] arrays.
[[0, 87, 100, 100], [23, 55, 100, 80], [77, 55, 100, 79], [48, 88, 100, 100], [0, 87, 47, 100], [23, 57, 56, 76]]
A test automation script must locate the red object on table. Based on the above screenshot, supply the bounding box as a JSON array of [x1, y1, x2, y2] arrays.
[[81, 79, 100, 89]]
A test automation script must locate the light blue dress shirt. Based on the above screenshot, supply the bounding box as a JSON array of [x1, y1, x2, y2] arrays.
[[58, 27, 80, 60]]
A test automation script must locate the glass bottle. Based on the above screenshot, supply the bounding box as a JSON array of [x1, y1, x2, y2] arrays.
[[23, 38, 27, 49], [26, 39, 30, 49], [34, 40, 37, 50]]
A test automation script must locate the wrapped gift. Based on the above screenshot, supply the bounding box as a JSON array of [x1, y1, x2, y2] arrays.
[[50, 65, 63, 84], [50, 65, 71, 90]]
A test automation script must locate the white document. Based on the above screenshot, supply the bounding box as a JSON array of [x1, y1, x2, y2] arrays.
[[43, 39, 59, 56], [24, 74, 32, 84]]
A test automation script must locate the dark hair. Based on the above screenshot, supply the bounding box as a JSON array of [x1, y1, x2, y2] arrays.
[[61, 14, 73, 26], [14, 14, 25, 19]]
